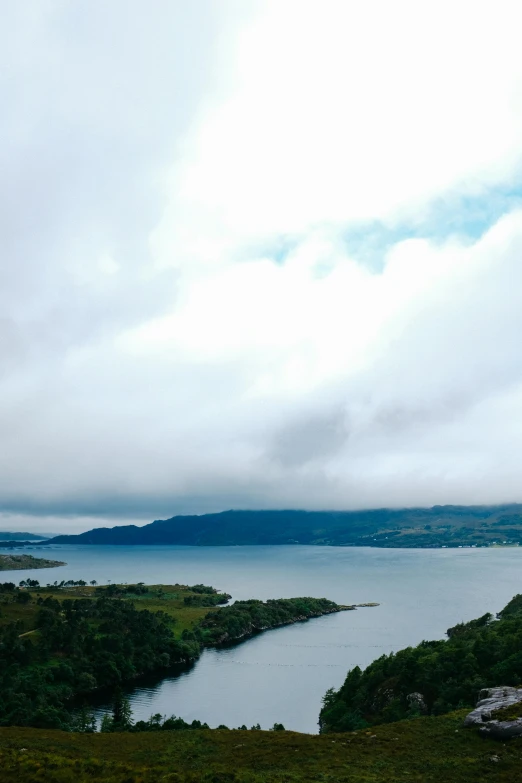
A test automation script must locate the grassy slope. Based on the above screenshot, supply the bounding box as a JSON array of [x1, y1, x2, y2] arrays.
[[125, 585, 223, 637], [1, 712, 522, 782]]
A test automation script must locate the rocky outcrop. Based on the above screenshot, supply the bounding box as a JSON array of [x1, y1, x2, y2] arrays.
[[464, 687, 522, 739], [407, 692, 427, 714]]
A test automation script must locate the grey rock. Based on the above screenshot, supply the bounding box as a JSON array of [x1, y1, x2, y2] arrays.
[[481, 719, 522, 739], [463, 686, 522, 739], [463, 687, 522, 727]]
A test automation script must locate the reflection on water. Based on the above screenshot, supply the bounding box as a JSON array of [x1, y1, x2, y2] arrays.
[[5, 543, 522, 733]]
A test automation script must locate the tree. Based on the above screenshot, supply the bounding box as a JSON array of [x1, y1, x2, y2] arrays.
[[111, 688, 133, 731], [100, 714, 114, 733], [72, 705, 97, 733], [90, 580, 97, 586], [77, 672, 98, 692]]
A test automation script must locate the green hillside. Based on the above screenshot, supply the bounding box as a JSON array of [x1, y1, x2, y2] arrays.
[[1, 711, 520, 783], [320, 593, 522, 732]]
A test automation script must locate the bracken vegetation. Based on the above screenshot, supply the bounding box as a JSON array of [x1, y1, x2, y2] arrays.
[[1, 711, 522, 782]]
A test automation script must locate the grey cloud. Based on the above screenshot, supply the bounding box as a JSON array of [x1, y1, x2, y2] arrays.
[[0, 1, 225, 364], [269, 409, 349, 467]]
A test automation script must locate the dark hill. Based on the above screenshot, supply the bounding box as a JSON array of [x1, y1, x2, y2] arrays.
[[0, 531, 48, 541], [47, 504, 522, 547]]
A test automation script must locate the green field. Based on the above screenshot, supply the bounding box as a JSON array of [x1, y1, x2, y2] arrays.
[[0, 582, 225, 633]]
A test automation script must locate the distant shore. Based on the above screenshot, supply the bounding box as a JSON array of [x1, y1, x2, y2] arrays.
[[0, 554, 66, 571], [43, 505, 522, 549]]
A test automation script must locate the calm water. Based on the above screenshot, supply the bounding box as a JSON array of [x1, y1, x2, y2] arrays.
[[4, 544, 522, 732]]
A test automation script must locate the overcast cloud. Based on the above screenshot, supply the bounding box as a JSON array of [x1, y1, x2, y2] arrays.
[[2, 0, 522, 533]]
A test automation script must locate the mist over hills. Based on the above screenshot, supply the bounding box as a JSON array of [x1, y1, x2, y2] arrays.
[[47, 505, 522, 548], [0, 531, 48, 541]]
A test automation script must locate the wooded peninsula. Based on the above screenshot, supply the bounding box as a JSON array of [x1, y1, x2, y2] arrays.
[[0, 579, 362, 730]]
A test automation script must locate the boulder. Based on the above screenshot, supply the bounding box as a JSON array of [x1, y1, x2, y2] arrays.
[[481, 719, 522, 740], [464, 686, 522, 739]]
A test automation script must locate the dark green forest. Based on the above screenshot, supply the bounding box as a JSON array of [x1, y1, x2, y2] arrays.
[[0, 586, 199, 729], [320, 593, 522, 732], [190, 597, 340, 645]]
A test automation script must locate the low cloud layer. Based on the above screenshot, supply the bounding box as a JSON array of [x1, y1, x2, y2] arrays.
[[2, 1, 522, 532]]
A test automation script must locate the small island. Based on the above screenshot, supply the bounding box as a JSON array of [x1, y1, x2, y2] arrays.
[[0, 553, 65, 571]]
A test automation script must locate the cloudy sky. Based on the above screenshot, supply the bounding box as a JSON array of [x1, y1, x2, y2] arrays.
[[2, 0, 522, 534]]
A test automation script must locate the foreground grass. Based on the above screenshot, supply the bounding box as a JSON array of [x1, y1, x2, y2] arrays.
[[1, 711, 522, 782]]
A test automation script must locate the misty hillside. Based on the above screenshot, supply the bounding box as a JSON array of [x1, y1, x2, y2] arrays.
[[48, 505, 522, 547], [0, 532, 48, 541]]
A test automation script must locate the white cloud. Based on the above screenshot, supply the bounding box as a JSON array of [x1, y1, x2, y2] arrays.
[[152, 0, 522, 272], [2, 0, 522, 531]]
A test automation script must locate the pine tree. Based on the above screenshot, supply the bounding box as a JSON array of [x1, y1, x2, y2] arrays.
[[112, 687, 133, 731]]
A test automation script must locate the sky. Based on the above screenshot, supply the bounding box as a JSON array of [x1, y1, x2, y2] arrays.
[[2, 0, 522, 534]]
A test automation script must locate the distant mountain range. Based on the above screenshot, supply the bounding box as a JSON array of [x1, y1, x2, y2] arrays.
[[46, 505, 522, 548], [0, 532, 48, 541]]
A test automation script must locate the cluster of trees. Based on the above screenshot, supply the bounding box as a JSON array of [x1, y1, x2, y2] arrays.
[[42, 580, 97, 589], [182, 584, 231, 607], [183, 593, 231, 607], [319, 593, 522, 732], [188, 584, 221, 594], [71, 688, 286, 734], [0, 590, 200, 729], [192, 597, 339, 645], [0, 582, 31, 603], [90, 583, 231, 604], [77, 690, 285, 734]]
